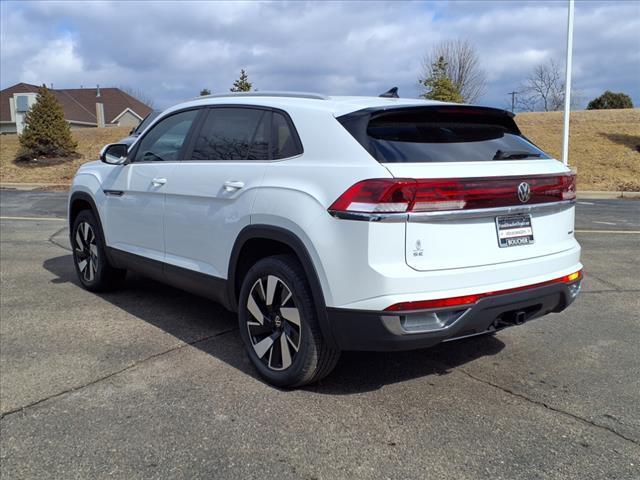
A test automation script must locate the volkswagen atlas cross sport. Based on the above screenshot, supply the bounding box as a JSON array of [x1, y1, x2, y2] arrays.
[[68, 92, 582, 387]]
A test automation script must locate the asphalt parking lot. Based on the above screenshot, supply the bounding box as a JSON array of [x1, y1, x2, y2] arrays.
[[1, 189, 638, 479]]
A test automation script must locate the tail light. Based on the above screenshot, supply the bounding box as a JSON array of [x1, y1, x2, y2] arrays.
[[328, 173, 576, 214], [384, 270, 582, 312]]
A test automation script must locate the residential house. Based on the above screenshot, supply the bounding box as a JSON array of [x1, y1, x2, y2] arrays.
[[0, 83, 153, 134]]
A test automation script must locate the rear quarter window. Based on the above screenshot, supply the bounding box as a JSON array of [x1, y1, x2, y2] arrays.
[[271, 111, 303, 159]]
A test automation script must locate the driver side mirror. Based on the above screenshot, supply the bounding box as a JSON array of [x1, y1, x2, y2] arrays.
[[100, 144, 129, 165]]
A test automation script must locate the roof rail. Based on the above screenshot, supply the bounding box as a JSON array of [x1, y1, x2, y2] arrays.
[[195, 91, 328, 101]]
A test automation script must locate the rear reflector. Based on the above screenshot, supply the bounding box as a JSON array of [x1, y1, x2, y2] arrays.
[[328, 173, 576, 214], [384, 270, 582, 312]]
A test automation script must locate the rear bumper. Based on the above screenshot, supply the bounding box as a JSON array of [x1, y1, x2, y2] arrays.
[[327, 279, 581, 351]]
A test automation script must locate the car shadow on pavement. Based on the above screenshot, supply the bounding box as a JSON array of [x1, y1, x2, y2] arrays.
[[43, 254, 505, 394]]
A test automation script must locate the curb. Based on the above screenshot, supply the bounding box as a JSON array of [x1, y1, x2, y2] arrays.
[[0, 182, 71, 191], [578, 191, 640, 200]]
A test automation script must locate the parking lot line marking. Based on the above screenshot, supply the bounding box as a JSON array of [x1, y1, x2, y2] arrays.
[[575, 229, 640, 234], [0, 216, 65, 222]]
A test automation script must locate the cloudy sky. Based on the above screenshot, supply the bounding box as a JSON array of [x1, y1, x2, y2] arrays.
[[1, 0, 638, 110]]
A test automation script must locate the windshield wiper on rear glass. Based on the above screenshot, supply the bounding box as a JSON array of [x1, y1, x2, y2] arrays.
[[493, 149, 542, 160]]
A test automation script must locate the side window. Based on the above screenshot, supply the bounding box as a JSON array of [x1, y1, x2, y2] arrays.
[[133, 110, 198, 162], [271, 112, 301, 159], [191, 108, 269, 161]]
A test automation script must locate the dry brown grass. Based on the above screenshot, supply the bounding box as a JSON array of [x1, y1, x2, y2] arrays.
[[1, 109, 639, 191], [0, 126, 129, 185], [517, 108, 640, 191]]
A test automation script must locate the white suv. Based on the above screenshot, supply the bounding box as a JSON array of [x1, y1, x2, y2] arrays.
[[69, 92, 582, 387]]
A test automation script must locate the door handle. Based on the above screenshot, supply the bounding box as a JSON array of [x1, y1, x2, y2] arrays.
[[223, 180, 245, 192], [151, 178, 167, 187]]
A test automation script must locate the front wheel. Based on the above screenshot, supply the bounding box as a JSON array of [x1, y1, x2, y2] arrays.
[[71, 210, 126, 291], [238, 255, 340, 388]]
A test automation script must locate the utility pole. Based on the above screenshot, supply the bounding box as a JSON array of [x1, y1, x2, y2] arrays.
[[507, 91, 518, 113], [562, 0, 575, 166]]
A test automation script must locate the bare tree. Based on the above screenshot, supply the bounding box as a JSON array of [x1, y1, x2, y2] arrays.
[[420, 39, 487, 103], [517, 60, 566, 112], [119, 85, 155, 108]]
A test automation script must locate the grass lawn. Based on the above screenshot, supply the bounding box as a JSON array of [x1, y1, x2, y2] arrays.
[[516, 108, 640, 191], [0, 126, 130, 185], [0, 109, 638, 191]]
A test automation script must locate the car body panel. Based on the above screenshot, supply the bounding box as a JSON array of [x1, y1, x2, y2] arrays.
[[163, 161, 268, 278], [100, 162, 174, 263]]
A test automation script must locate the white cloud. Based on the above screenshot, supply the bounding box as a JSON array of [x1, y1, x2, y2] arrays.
[[1, 0, 638, 110], [21, 36, 83, 85]]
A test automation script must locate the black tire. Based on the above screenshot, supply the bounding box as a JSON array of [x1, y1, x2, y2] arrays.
[[71, 209, 126, 292], [238, 254, 340, 388]]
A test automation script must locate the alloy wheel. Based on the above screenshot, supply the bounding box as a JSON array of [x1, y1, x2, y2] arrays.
[[246, 275, 302, 371], [74, 221, 98, 282]]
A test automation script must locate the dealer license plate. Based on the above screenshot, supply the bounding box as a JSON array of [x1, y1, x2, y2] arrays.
[[495, 214, 534, 248]]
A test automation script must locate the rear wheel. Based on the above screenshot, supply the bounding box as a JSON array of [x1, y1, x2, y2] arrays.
[[238, 254, 340, 387], [71, 210, 126, 291]]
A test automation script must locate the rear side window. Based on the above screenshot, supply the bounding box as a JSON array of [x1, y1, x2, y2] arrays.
[[191, 108, 269, 160], [339, 107, 549, 163]]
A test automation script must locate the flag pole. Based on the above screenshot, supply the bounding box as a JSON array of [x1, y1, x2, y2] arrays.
[[562, 0, 575, 166]]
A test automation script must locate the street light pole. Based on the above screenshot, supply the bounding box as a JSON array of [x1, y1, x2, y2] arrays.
[[562, 0, 575, 166], [507, 91, 518, 113]]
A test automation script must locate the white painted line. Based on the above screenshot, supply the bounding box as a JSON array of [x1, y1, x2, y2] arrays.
[[575, 229, 640, 234], [593, 221, 617, 226], [577, 201, 595, 205], [0, 216, 65, 222]]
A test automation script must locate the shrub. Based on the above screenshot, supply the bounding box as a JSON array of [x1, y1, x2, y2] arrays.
[[587, 91, 633, 110]]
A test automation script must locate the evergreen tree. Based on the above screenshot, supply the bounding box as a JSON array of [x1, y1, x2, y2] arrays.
[[17, 85, 77, 160], [230, 69, 252, 92], [420, 57, 463, 103], [200, 88, 211, 96]]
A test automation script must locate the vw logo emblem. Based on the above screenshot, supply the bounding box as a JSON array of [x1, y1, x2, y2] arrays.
[[517, 182, 531, 203]]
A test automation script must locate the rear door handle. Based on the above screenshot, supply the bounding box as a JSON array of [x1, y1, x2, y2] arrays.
[[223, 180, 245, 192], [151, 178, 167, 187]]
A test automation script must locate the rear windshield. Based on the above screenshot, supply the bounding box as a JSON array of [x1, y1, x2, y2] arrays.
[[339, 107, 549, 163]]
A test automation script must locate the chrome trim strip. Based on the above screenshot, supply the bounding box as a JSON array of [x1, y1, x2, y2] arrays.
[[328, 210, 407, 222], [409, 200, 575, 222], [328, 200, 574, 223]]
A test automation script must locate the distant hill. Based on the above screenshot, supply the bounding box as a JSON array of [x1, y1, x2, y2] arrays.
[[517, 108, 640, 191]]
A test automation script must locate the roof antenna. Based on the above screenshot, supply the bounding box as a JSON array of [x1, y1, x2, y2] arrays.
[[379, 87, 399, 98]]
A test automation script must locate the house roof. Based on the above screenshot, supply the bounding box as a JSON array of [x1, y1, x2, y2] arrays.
[[0, 83, 153, 124]]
